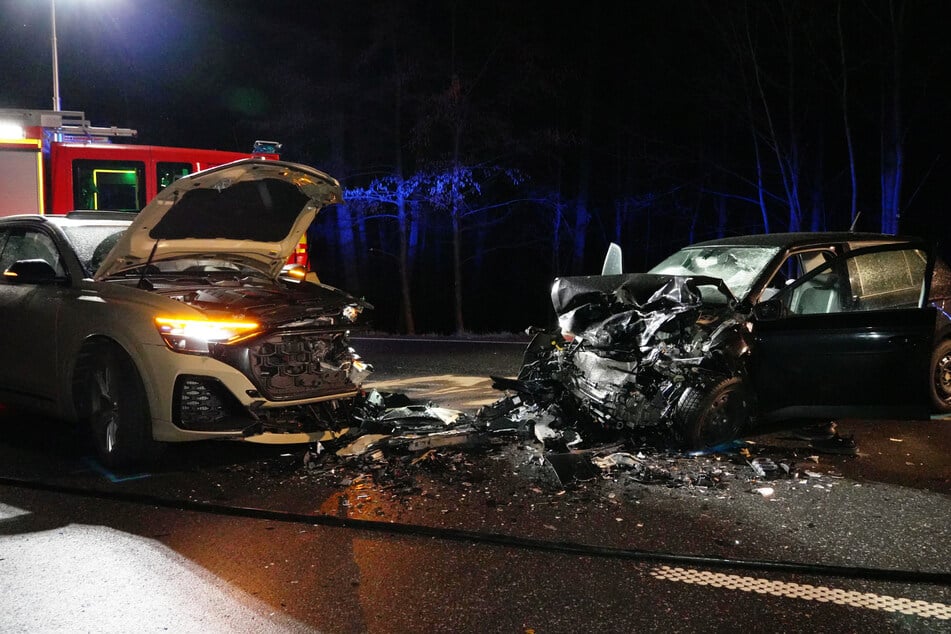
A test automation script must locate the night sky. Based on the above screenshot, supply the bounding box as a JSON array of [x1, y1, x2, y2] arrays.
[[2, 1, 951, 332]]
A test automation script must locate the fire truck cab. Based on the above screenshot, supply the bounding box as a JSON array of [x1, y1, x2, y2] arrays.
[[0, 109, 309, 266]]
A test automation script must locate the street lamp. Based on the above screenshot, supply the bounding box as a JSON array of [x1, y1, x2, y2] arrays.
[[51, 0, 61, 111]]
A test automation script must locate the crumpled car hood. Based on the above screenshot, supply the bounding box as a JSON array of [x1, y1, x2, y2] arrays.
[[95, 159, 343, 280], [514, 272, 745, 434], [552, 272, 736, 343]]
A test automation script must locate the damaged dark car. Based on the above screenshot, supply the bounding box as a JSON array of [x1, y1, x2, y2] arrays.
[[513, 233, 951, 450]]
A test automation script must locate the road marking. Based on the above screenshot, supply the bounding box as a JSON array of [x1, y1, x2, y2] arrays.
[[651, 565, 951, 620]]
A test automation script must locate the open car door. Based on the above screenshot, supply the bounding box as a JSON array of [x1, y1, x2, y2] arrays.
[[749, 242, 935, 422]]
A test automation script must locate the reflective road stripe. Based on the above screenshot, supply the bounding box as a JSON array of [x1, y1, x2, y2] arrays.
[[651, 565, 951, 620]]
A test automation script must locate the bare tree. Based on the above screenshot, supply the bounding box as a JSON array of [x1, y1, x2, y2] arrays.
[[878, 0, 905, 234]]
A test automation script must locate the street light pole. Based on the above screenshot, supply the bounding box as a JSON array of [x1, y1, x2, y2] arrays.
[[51, 0, 61, 111]]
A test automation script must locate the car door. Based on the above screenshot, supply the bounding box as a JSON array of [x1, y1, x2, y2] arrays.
[[748, 242, 935, 422], [0, 224, 67, 405]]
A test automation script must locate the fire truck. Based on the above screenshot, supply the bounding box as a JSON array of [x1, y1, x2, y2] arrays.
[[0, 108, 310, 267]]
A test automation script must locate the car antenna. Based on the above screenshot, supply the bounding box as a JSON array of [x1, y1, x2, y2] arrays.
[[848, 211, 862, 232]]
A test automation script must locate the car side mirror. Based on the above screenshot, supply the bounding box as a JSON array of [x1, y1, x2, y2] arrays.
[[3, 259, 60, 284], [752, 298, 785, 321]]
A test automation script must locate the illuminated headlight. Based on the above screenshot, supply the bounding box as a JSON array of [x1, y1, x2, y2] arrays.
[[155, 317, 261, 354]]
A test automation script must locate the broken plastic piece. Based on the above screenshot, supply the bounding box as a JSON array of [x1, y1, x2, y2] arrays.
[[336, 434, 390, 457], [809, 434, 858, 456], [592, 452, 642, 469], [750, 457, 779, 479]]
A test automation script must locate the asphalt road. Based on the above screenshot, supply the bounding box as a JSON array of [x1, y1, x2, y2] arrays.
[[0, 336, 949, 633]]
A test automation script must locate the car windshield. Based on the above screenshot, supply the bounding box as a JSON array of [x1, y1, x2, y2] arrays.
[[60, 224, 131, 277], [648, 245, 780, 300]]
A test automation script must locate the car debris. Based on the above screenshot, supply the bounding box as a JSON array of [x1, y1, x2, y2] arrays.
[[287, 388, 848, 500]]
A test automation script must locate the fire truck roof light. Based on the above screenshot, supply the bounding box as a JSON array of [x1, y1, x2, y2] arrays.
[[253, 140, 282, 154]]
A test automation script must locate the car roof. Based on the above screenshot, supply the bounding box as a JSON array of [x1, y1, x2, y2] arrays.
[[683, 231, 917, 249], [0, 212, 134, 228]]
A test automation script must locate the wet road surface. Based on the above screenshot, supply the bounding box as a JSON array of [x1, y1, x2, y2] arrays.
[[0, 336, 948, 632]]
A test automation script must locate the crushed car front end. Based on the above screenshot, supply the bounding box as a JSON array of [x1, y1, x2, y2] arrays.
[[135, 282, 372, 443], [514, 272, 752, 447]]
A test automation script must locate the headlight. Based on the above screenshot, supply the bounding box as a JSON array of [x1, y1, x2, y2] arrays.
[[155, 317, 261, 354]]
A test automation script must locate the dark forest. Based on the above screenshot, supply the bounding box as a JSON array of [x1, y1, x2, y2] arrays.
[[2, 1, 950, 333]]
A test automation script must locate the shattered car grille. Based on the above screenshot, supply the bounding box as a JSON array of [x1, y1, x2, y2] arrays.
[[245, 331, 360, 401]]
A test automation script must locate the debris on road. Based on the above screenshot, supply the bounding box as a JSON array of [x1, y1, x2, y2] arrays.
[[285, 388, 851, 501]]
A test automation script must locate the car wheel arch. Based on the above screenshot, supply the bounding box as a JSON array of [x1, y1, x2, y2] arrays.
[[71, 336, 163, 468], [929, 338, 951, 414], [70, 336, 156, 421]]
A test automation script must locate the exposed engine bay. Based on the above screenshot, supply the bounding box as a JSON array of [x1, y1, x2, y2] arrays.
[[503, 273, 751, 447]]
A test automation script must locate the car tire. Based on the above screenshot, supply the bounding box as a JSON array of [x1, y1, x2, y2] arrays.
[[929, 339, 951, 414], [83, 342, 163, 470], [673, 376, 750, 450]]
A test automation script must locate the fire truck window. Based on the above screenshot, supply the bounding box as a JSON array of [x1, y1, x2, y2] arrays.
[[72, 160, 146, 211], [157, 162, 192, 191]]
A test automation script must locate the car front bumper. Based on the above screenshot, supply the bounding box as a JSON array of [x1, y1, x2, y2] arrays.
[[136, 342, 370, 443]]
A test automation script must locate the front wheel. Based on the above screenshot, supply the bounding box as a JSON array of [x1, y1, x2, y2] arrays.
[[83, 343, 163, 469], [929, 339, 951, 414], [672, 377, 750, 450]]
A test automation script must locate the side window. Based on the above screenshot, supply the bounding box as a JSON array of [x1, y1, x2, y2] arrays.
[[760, 249, 833, 302], [0, 228, 10, 272], [0, 228, 65, 277], [157, 162, 192, 191], [846, 249, 925, 311], [72, 159, 146, 211], [775, 246, 927, 316]]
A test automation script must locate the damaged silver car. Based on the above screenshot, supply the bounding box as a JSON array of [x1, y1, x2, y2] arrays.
[[0, 159, 371, 467], [514, 233, 949, 450]]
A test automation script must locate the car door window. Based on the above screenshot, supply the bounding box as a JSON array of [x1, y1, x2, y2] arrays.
[[846, 249, 925, 311], [774, 244, 928, 316], [0, 228, 65, 277], [760, 249, 833, 301]]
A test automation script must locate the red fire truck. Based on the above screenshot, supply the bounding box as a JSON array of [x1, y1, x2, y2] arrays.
[[0, 108, 310, 266]]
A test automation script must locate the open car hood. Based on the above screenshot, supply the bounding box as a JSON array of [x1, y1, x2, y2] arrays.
[[94, 159, 343, 280]]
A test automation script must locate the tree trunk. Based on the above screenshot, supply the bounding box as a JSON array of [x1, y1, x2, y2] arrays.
[[837, 1, 859, 226], [880, 0, 904, 234], [570, 12, 597, 275], [392, 39, 416, 334]]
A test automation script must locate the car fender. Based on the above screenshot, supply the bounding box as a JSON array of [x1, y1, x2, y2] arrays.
[[57, 281, 207, 424]]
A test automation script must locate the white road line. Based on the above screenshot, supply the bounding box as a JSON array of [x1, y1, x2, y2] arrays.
[[650, 565, 951, 620]]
